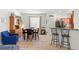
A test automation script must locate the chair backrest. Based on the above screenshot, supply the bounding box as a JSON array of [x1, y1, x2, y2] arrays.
[[1, 31, 9, 36], [35, 28, 39, 33], [51, 28, 57, 34], [27, 29, 34, 35], [61, 29, 70, 35], [22, 28, 25, 33]]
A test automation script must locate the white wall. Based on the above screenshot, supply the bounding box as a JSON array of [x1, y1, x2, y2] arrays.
[[21, 13, 30, 28], [0, 14, 10, 32], [41, 14, 47, 27], [21, 13, 47, 29]]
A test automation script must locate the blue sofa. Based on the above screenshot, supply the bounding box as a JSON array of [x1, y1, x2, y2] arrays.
[[1, 31, 19, 45]]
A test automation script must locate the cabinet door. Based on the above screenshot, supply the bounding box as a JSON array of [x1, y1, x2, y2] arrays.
[[10, 16, 15, 33]]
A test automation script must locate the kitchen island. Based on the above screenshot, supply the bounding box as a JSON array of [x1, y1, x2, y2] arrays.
[[51, 28, 79, 50], [69, 29, 79, 50]]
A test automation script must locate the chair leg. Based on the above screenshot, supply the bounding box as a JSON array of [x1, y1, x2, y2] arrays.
[[56, 36, 58, 47], [35, 33, 39, 40], [51, 35, 54, 45], [36, 33, 39, 40], [57, 35, 60, 48], [51, 38, 53, 45], [67, 37, 71, 50], [51, 35, 60, 48], [23, 33, 26, 40], [29, 35, 33, 41], [51, 35, 52, 45], [52, 35, 56, 45], [61, 37, 71, 50], [60, 37, 64, 48]]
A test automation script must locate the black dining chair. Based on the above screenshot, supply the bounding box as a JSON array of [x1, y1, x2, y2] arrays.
[[35, 28, 39, 40], [61, 29, 71, 49], [51, 28, 60, 47], [27, 29, 34, 41], [22, 28, 27, 40]]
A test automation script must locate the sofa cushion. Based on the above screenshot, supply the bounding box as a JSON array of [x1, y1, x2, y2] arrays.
[[2, 31, 9, 37], [1, 31, 18, 45]]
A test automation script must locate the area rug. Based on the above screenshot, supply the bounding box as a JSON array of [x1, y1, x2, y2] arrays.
[[0, 45, 19, 50]]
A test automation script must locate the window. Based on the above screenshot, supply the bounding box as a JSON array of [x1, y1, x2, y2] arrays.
[[30, 16, 40, 28]]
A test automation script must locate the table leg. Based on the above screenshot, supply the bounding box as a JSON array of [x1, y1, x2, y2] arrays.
[[23, 33, 25, 40]]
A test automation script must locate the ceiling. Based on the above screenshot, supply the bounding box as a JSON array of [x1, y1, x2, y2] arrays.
[[17, 9, 73, 14], [0, 9, 75, 17]]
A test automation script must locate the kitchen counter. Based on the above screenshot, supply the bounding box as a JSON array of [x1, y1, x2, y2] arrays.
[[50, 27, 79, 50], [51, 27, 79, 30]]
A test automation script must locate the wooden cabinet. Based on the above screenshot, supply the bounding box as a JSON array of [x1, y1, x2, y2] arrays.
[[9, 15, 15, 34], [9, 15, 22, 36]]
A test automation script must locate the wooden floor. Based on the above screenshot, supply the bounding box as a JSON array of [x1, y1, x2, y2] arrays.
[[17, 35, 67, 50]]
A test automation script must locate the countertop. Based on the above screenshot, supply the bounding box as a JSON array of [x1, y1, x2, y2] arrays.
[[50, 27, 79, 30]]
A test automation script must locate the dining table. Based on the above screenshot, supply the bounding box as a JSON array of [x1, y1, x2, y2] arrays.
[[22, 28, 37, 40]]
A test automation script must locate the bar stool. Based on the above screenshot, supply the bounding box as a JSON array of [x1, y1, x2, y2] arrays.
[[51, 28, 60, 47], [61, 29, 71, 49]]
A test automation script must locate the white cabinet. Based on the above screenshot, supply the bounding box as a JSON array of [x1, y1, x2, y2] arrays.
[[70, 30, 79, 50]]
